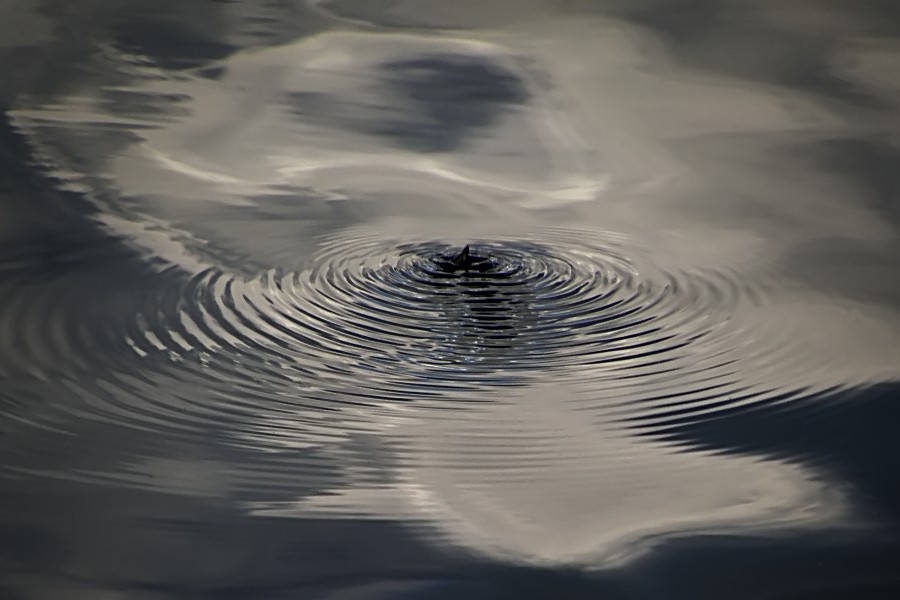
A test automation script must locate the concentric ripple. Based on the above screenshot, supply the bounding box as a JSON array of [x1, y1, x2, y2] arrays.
[[118, 230, 759, 391], [1, 225, 870, 469]]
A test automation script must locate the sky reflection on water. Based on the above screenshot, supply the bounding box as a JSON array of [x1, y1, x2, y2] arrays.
[[1, 1, 899, 598]]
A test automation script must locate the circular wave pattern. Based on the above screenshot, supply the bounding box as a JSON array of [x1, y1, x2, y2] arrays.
[[1, 228, 831, 465], [123, 232, 759, 391]]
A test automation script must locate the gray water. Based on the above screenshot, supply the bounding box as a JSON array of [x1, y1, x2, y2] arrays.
[[1, 1, 899, 598]]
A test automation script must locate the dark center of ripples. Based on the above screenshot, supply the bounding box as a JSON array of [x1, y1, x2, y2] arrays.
[[429, 245, 499, 275]]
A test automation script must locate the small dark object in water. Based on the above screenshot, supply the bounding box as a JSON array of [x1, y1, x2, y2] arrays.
[[434, 245, 494, 273], [451, 245, 473, 269]]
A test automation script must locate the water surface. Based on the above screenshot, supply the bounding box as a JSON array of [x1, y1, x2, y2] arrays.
[[2, 1, 899, 598]]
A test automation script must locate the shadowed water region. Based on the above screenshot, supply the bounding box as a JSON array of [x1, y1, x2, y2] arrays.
[[2, 1, 900, 598]]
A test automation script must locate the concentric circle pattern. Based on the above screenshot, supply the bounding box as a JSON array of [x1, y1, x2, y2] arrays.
[[1, 226, 828, 449], [119, 232, 759, 394]]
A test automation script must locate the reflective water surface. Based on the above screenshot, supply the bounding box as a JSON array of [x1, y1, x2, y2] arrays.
[[2, 1, 899, 598]]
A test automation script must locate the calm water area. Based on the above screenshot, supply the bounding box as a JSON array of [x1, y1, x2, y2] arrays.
[[1, 1, 899, 598]]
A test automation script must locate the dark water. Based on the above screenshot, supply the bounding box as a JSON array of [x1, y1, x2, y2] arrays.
[[2, 1, 900, 598]]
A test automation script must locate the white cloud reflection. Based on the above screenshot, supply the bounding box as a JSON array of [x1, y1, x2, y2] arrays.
[[250, 380, 846, 567]]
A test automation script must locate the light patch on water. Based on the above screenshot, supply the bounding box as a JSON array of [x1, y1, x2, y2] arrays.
[[250, 380, 846, 568], [113, 32, 602, 199], [11, 28, 605, 273]]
